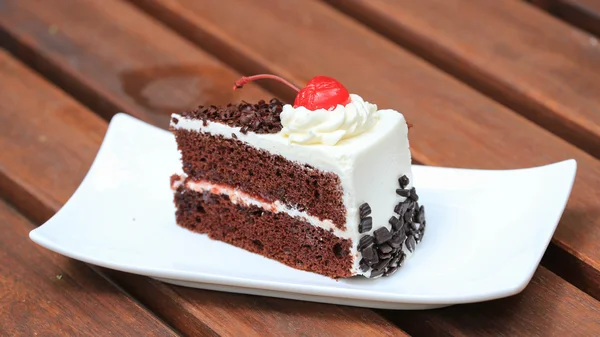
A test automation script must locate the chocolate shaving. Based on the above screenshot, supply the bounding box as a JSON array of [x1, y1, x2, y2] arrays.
[[359, 217, 373, 233], [359, 203, 372, 218], [398, 175, 409, 189], [356, 175, 426, 278], [180, 99, 284, 134]]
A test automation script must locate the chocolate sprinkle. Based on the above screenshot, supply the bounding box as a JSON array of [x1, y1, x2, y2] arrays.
[[359, 203, 372, 218], [378, 253, 392, 260], [384, 266, 399, 277], [179, 99, 284, 134], [362, 246, 378, 264], [397, 254, 406, 266], [406, 236, 417, 253], [359, 259, 370, 272], [403, 209, 414, 222], [390, 254, 402, 267], [378, 243, 393, 254], [410, 222, 419, 231], [398, 175, 409, 189], [373, 227, 392, 244], [373, 258, 391, 271], [396, 189, 410, 197], [359, 217, 373, 233], [356, 174, 426, 278], [409, 187, 419, 201], [358, 235, 374, 250], [417, 205, 425, 223], [390, 216, 404, 231], [397, 202, 410, 216], [389, 234, 403, 248], [370, 268, 385, 278]]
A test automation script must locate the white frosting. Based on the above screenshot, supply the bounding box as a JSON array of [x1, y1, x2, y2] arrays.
[[171, 97, 413, 276], [280, 94, 379, 145]]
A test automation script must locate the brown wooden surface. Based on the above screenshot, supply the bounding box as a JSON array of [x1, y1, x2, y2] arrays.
[[386, 267, 600, 336], [532, 0, 600, 36], [2, 51, 599, 337], [326, 0, 600, 160], [2, 0, 600, 335], [0, 201, 175, 335], [128, 0, 600, 300], [0, 41, 406, 337], [0, 0, 270, 130]]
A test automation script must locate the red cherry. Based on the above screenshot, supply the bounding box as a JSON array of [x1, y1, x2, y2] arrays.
[[293, 76, 351, 110], [233, 74, 351, 111]]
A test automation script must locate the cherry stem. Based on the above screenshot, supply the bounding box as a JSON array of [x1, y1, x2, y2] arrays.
[[233, 74, 300, 92]]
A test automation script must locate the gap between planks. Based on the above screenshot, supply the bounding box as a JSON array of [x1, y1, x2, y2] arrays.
[[527, 0, 600, 37]]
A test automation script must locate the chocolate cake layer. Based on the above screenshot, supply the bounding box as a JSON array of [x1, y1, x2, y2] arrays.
[[174, 186, 353, 278], [177, 99, 284, 134], [174, 129, 347, 229]]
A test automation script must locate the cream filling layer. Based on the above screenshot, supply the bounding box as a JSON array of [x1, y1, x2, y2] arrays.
[[183, 179, 352, 240]]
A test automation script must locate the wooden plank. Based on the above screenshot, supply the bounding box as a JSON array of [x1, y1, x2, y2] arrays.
[[325, 0, 600, 160], [0, 202, 175, 335], [0, 0, 269, 130], [127, 0, 600, 302], [1, 53, 598, 337], [384, 267, 600, 336], [0, 37, 407, 337], [0, 1, 599, 336], [541, 0, 600, 37]]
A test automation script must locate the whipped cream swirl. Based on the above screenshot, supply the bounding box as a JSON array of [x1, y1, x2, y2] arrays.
[[279, 94, 379, 145]]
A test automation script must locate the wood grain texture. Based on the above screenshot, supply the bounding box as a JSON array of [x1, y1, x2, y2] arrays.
[[326, 0, 600, 159], [384, 267, 600, 336], [530, 0, 600, 36], [0, 202, 175, 336], [0, 0, 271, 130], [0, 1, 599, 335], [129, 0, 600, 301], [0, 44, 406, 337]]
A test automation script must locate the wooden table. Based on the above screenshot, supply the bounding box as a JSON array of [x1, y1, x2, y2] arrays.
[[1, 0, 600, 335]]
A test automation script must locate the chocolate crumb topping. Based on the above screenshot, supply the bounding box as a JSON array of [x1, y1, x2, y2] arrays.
[[357, 175, 426, 278], [373, 227, 392, 244], [396, 189, 410, 197], [362, 246, 378, 264], [409, 187, 419, 201], [359, 216, 373, 233], [398, 175, 409, 189], [359, 203, 372, 218], [406, 236, 417, 253], [370, 268, 385, 278], [358, 235, 374, 250], [388, 216, 400, 230], [359, 259, 370, 272], [384, 266, 399, 277], [179, 99, 285, 134], [378, 243, 393, 254]]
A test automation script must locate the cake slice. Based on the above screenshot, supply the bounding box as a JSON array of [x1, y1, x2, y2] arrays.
[[169, 74, 425, 279]]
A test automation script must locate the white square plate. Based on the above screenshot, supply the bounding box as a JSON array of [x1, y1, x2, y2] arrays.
[[30, 114, 576, 310]]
